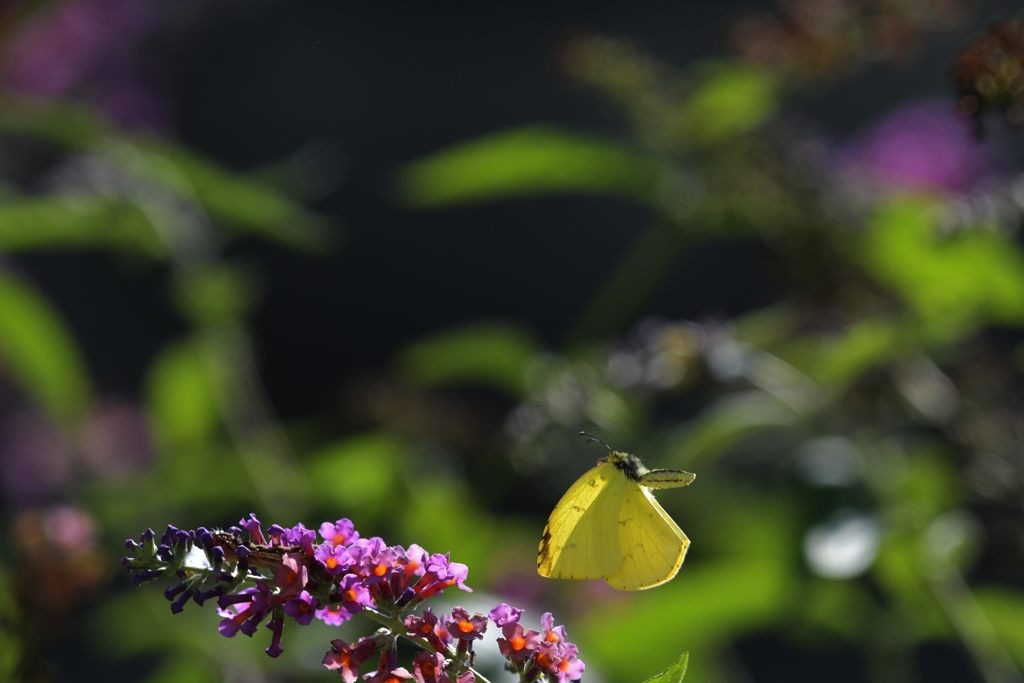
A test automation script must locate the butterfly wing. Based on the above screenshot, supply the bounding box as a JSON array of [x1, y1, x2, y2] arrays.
[[604, 483, 689, 590], [538, 462, 625, 580]]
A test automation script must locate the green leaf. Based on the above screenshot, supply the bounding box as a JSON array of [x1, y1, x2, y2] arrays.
[[0, 195, 162, 257], [122, 140, 333, 251], [643, 653, 689, 683], [173, 263, 259, 326], [305, 433, 405, 514], [0, 95, 110, 148], [145, 340, 219, 448], [0, 271, 91, 423], [665, 392, 797, 466], [776, 319, 916, 393], [0, 96, 333, 252], [975, 587, 1024, 664], [682, 62, 778, 143], [396, 126, 658, 207], [861, 198, 1024, 334], [396, 322, 541, 396]]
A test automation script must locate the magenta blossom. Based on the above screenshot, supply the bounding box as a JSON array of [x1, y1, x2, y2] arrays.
[[497, 622, 542, 662], [124, 514, 584, 677], [488, 602, 522, 626], [446, 607, 487, 642], [283, 590, 317, 626], [338, 573, 373, 613], [840, 100, 994, 194], [274, 553, 307, 596], [323, 636, 379, 683], [320, 518, 359, 547], [405, 607, 451, 652], [315, 603, 351, 626], [269, 522, 317, 554], [316, 543, 354, 576]]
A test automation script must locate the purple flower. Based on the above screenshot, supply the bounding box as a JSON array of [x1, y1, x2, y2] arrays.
[[216, 584, 272, 638], [364, 545, 402, 586], [315, 603, 352, 626], [402, 543, 429, 579], [239, 513, 266, 545], [338, 573, 373, 613], [555, 643, 585, 683], [323, 637, 379, 683], [411, 652, 473, 683], [497, 622, 541, 662], [1, 0, 166, 131], [364, 668, 415, 683], [78, 400, 153, 480], [840, 100, 994, 194], [316, 542, 354, 575], [0, 411, 73, 506], [411, 651, 447, 683], [270, 523, 317, 554], [488, 602, 522, 627], [283, 590, 317, 625], [415, 553, 471, 599], [445, 607, 487, 642], [41, 504, 98, 553], [534, 642, 564, 677], [540, 612, 568, 646], [320, 518, 360, 547], [274, 553, 307, 596], [350, 536, 388, 574], [264, 611, 285, 657], [404, 608, 450, 651], [125, 514, 586, 673]]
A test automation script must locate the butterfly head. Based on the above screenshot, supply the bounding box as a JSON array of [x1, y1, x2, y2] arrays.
[[604, 450, 646, 482]]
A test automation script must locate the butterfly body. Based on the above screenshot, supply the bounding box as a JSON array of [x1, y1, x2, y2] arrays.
[[537, 449, 695, 590]]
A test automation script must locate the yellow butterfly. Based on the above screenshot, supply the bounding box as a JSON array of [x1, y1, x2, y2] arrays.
[[537, 434, 695, 590]]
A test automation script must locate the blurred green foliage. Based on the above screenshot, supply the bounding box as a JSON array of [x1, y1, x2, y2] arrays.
[[0, 271, 92, 424]]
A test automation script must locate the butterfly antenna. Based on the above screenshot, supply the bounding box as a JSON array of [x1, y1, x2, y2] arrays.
[[578, 431, 612, 452]]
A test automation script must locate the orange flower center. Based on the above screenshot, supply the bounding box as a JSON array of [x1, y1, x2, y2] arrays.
[[344, 588, 359, 603], [333, 533, 348, 545], [374, 563, 388, 577], [457, 620, 475, 633], [545, 630, 560, 644], [419, 623, 434, 635], [510, 635, 526, 651], [326, 557, 338, 570], [537, 652, 553, 669]]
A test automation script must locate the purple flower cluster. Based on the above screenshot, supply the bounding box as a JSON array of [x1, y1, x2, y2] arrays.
[[839, 100, 993, 194], [123, 515, 584, 682], [492, 605, 585, 683], [1, 0, 166, 130]]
